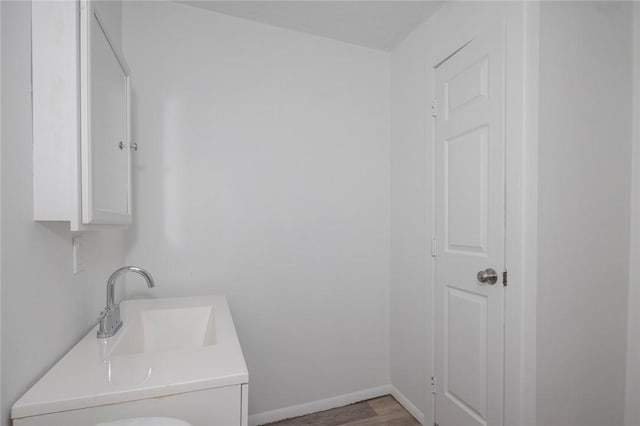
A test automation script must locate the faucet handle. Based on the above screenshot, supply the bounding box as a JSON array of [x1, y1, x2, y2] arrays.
[[97, 307, 122, 339], [98, 310, 108, 332]]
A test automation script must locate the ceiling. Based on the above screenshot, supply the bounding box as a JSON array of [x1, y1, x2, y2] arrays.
[[176, 1, 442, 51]]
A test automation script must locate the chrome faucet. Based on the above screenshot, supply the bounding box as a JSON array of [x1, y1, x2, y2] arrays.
[[97, 266, 155, 338]]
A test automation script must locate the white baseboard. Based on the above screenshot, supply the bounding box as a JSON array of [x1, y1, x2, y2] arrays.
[[389, 385, 426, 425], [248, 385, 392, 426], [248, 384, 427, 426]]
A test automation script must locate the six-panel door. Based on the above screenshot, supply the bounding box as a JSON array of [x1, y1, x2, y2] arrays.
[[434, 24, 506, 426]]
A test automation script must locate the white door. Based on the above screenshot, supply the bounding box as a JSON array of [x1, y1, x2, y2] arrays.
[[434, 25, 506, 426], [81, 2, 132, 225]]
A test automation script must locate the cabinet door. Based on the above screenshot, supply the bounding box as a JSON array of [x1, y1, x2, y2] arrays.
[[81, 2, 132, 225]]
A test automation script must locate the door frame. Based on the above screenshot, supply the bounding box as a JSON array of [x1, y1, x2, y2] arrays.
[[625, 4, 640, 426], [425, 3, 539, 426]]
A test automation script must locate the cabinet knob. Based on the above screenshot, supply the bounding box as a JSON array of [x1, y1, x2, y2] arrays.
[[118, 141, 124, 150], [130, 143, 138, 151]]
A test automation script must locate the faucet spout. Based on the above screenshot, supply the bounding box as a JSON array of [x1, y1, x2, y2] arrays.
[[99, 266, 155, 339], [106, 266, 155, 310]]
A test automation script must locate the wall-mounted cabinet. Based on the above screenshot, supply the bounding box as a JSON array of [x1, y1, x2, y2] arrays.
[[32, 0, 132, 231]]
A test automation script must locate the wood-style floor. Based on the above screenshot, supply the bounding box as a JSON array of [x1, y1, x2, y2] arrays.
[[264, 395, 420, 426]]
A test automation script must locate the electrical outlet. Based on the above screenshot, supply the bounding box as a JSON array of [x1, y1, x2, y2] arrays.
[[72, 236, 85, 274]]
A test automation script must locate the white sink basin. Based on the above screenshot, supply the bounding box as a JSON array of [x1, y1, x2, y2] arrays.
[[111, 305, 217, 357], [11, 296, 248, 420]]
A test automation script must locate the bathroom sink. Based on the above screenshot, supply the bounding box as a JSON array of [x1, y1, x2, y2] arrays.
[[11, 296, 248, 420], [110, 304, 217, 357]]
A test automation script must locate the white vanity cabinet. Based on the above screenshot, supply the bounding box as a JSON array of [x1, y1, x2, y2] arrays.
[[32, 0, 132, 231], [11, 296, 249, 426], [12, 385, 248, 426]]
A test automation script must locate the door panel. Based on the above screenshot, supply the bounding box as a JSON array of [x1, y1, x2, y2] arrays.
[[90, 13, 128, 216], [81, 3, 132, 226], [446, 58, 489, 116], [435, 24, 506, 426], [446, 287, 488, 422], [445, 126, 488, 254]]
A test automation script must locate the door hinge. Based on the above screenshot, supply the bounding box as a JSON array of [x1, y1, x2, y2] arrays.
[[431, 376, 437, 394], [431, 99, 438, 117], [503, 270, 508, 287], [431, 239, 437, 257]]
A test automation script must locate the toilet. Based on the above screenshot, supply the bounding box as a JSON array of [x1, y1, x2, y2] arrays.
[[97, 418, 192, 426]]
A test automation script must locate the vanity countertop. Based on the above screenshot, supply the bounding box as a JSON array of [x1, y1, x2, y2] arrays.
[[11, 295, 248, 419]]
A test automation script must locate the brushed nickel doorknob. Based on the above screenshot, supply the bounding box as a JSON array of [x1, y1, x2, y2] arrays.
[[477, 268, 498, 285]]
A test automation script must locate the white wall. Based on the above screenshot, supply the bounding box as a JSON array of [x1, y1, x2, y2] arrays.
[[626, 5, 640, 425], [389, 2, 523, 424], [537, 2, 633, 426], [122, 1, 391, 418], [389, 16, 433, 423], [0, 2, 127, 425]]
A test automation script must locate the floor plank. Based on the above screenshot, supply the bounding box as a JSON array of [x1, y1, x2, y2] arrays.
[[263, 395, 420, 426]]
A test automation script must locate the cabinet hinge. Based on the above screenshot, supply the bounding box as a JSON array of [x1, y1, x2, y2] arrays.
[[431, 239, 437, 257], [431, 376, 437, 394], [503, 270, 508, 287], [431, 99, 438, 118]]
